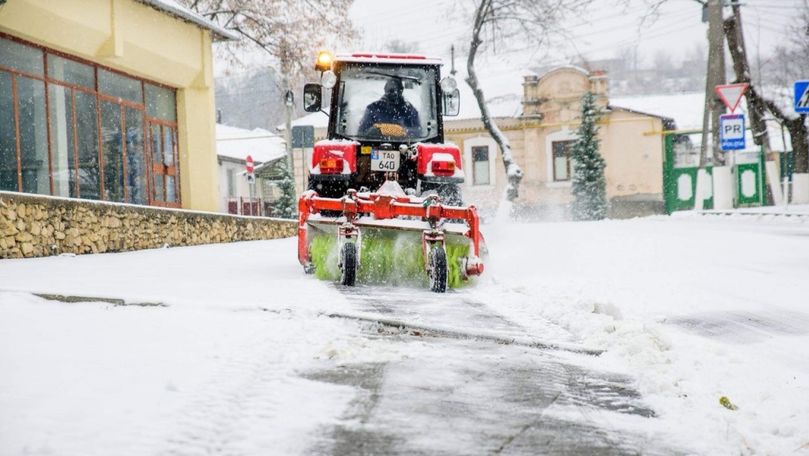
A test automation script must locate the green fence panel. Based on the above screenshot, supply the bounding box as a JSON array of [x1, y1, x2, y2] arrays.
[[663, 133, 714, 213]]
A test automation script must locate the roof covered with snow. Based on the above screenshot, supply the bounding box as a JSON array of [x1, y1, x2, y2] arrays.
[[610, 92, 705, 131], [216, 124, 287, 163], [289, 111, 329, 130], [528, 64, 590, 81], [134, 0, 240, 41], [455, 85, 523, 121], [610, 91, 791, 151]]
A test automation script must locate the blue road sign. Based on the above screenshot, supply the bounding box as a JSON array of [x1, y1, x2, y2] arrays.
[[720, 113, 745, 151], [795, 80, 809, 114]]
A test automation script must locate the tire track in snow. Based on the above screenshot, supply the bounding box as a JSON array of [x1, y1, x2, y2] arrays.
[[336, 285, 575, 343], [154, 313, 351, 456], [157, 323, 282, 456], [303, 284, 681, 455]]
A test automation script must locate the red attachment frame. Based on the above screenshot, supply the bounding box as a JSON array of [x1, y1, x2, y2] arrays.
[[297, 190, 484, 277]]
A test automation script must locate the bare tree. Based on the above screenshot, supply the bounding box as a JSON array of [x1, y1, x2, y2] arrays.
[[180, 0, 357, 84], [383, 39, 419, 54], [724, 2, 808, 173], [723, 5, 770, 153], [464, 0, 591, 202], [179, 0, 357, 180]]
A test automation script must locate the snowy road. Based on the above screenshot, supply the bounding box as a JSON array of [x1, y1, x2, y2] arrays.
[[2, 214, 809, 455], [304, 286, 679, 455]]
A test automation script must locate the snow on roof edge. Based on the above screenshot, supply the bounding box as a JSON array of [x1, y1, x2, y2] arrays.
[[533, 65, 589, 81], [608, 105, 675, 123], [134, 0, 240, 41]]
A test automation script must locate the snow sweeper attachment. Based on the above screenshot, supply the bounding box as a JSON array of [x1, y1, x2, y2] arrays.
[[297, 184, 485, 293]]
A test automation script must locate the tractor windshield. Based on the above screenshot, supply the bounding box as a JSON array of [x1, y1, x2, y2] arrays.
[[334, 63, 438, 142]]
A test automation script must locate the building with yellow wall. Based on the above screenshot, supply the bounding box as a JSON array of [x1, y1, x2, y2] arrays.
[[448, 66, 671, 218], [0, 0, 236, 211]]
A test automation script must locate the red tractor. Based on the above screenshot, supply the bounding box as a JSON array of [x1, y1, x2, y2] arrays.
[[297, 52, 484, 292]]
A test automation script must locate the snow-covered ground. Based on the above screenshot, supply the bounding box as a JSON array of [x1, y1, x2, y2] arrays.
[[482, 214, 809, 455], [0, 241, 362, 455], [2, 214, 809, 455]]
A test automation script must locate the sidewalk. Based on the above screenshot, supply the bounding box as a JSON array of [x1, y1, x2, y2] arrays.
[[688, 204, 809, 220]]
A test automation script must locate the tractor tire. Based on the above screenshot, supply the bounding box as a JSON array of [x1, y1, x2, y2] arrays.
[[340, 242, 357, 286], [429, 246, 448, 293]]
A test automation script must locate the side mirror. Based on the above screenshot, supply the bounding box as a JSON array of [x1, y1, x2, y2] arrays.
[[303, 83, 322, 112], [443, 88, 460, 117]]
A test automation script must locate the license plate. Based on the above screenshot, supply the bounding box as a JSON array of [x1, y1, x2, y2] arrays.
[[370, 150, 399, 172]]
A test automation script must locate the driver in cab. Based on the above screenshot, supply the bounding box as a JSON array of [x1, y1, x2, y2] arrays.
[[358, 78, 420, 137]]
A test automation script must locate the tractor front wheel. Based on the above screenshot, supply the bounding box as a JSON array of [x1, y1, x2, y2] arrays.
[[340, 242, 357, 286], [429, 246, 448, 293]]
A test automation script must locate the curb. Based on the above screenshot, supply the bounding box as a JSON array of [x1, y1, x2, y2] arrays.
[[696, 210, 809, 221]]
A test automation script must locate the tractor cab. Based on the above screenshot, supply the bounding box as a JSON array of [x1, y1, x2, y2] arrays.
[[303, 52, 462, 200]]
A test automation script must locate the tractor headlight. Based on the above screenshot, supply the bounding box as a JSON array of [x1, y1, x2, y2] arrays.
[[321, 70, 337, 89], [440, 77, 457, 92]]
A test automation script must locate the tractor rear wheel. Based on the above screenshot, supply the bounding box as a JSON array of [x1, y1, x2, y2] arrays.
[[429, 246, 448, 293], [340, 242, 357, 286]]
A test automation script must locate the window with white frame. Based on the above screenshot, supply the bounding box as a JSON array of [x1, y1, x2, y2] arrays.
[[552, 140, 574, 182], [545, 128, 577, 187], [463, 136, 496, 188], [472, 146, 490, 185]]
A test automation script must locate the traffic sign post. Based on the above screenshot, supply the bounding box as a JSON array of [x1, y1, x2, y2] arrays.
[[795, 80, 809, 114], [715, 83, 749, 113], [245, 154, 255, 176], [246, 154, 256, 215], [292, 126, 315, 193], [720, 113, 745, 151]]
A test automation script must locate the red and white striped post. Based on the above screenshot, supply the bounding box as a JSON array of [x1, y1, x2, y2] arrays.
[[246, 155, 255, 216]]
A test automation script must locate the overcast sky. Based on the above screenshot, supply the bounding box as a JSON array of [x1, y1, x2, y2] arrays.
[[347, 0, 800, 69]]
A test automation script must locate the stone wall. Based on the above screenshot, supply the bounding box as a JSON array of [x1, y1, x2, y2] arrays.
[[0, 191, 297, 259]]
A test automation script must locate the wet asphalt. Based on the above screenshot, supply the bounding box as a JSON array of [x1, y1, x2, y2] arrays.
[[298, 286, 687, 456]]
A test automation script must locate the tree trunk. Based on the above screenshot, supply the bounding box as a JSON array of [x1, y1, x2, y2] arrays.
[[789, 115, 809, 173], [465, 0, 523, 201], [724, 9, 770, 152], [725, 11, 809, 173]]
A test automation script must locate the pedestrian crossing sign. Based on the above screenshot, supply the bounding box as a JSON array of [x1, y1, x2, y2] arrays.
[[796, 80, 809, 114]]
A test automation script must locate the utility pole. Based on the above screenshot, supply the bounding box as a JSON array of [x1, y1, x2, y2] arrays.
[[696, 0, 726, 209], [283, 75, 295, 186], [450, 45, 458, 77], [706, 0, 726, 165]]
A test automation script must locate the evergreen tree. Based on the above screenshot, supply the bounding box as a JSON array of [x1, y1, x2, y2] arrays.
[[272, 162, 297, 219], [570, 91, 608, 221]]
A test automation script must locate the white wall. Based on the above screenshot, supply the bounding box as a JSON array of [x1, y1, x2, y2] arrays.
[[217, 160, 252, 213]]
